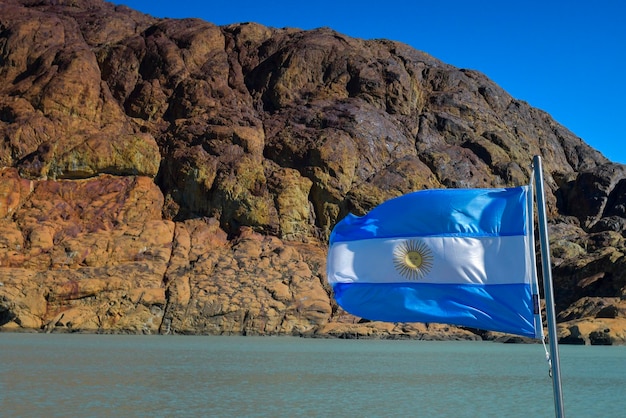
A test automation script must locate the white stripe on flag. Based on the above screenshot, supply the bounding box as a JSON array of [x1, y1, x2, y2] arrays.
[[327, 235, 532, 285]]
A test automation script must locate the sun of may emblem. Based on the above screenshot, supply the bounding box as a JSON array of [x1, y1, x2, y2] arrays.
[[393, 240, 434, 280]]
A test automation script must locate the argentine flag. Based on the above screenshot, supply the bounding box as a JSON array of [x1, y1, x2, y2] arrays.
[[327, 186, 542, 339]]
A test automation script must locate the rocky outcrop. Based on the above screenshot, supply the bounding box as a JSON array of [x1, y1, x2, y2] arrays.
[[1, 0, 625, 344]]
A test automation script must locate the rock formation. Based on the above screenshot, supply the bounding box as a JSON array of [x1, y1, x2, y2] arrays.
[[1, 0, 625, 344]]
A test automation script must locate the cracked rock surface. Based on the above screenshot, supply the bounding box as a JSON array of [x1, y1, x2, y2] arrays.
[[1, 0, 625, 343]]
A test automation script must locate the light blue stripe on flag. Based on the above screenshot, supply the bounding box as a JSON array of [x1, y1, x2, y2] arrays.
[[332, 283, 535, 337], [330, 187, 528, 242], [326, 186, 541, 339]]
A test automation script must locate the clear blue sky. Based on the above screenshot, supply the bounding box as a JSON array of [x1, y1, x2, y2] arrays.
[[117, 0, 625, 164]]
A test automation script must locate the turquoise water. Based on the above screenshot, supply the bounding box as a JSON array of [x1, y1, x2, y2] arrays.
[[1, 334, 625, 417]]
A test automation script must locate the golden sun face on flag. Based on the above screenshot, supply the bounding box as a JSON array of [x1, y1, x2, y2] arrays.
[[393, 240, 433, 280]]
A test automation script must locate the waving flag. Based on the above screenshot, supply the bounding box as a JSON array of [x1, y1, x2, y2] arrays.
[[326, 186, 542, 339]]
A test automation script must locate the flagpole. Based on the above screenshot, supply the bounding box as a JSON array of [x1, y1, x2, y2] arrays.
[[532, 155, 565, 418]]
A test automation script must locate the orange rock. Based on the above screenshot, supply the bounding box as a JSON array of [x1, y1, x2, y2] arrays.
[[0, 0, 625, 343]]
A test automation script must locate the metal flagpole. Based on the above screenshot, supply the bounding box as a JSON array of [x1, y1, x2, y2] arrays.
[[532, 155, 565, 418]]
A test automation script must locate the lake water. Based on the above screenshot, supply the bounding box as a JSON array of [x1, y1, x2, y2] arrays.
[[1, 333, 625, 417]]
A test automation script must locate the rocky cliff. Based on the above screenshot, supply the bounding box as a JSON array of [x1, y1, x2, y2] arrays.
[[1, 0, 625, 344]]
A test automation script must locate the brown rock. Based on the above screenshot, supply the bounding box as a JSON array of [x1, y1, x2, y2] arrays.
[[557, 163, 626, 228], [1, 0, 625, 343], [558, 318, 626, 345], [0, 1, 161, 180], [0, 168, 33, 218]]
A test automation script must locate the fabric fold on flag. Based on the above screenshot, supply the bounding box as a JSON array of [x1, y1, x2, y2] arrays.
[[326, 186, 541, 339]]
